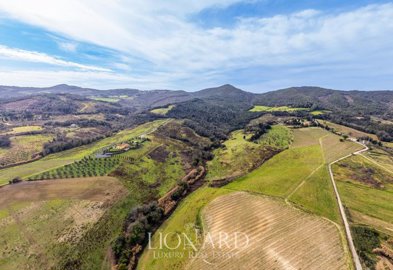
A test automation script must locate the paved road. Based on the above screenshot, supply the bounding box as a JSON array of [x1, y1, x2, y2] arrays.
[[328, 140, 367, 270]]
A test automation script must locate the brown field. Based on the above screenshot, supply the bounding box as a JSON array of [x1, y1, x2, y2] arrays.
[[0, 177, 127, 269], [0, 177, 125, 207], [187, 192, 348, 270], [320, 134, 364, 163]]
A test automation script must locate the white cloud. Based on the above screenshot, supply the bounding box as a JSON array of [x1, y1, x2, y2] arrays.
[[58, 42, 78, 52], [0, 1, 392, 90], [0, 45, 111, 71]]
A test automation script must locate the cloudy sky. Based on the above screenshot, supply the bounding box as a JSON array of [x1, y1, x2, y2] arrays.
[[0, 0, 392, 92]]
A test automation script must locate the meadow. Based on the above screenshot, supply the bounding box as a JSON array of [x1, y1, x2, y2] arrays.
[[249, 105, 308, 112], [4, 125, 43, 134], [206, 125, 292, 181], [150, 105, 174, 115], [0, 134, 53, 167], [333, 155, 393, 226]]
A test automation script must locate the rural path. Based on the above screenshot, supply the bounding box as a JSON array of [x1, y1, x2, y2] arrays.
[[328, 140, 368, 270]]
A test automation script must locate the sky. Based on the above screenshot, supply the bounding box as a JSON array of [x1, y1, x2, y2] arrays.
[[0, 0, 392, 92]]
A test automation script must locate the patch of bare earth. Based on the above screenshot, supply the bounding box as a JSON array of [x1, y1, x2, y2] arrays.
[[58, 200, 105, 243], [187, 192, 347, 270], [0, 177, 126, 208]]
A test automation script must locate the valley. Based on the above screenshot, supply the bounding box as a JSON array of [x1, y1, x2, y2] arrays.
[[0, 84, 392, 270]]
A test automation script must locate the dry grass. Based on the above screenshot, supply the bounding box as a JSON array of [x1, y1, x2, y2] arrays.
[[318, 120, 379, 140], [0, 177, 127, 269], [0, 177, 126, 208]]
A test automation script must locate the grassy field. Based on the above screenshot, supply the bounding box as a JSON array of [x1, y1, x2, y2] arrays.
[[0, 134, 53, 167], [139, 127, 368, 269], [310, 110, 331, 115], [250, 105, 308, 112], [91, 97, 120, 103], [150, 105, 174, 115], [138, 187, 232, 270], [4, 125, 43, 134], [362, 147, 393, 173], [318, 120, 379, 140], [0, 119, 169, 186], [227, 127, 361, 222], [333, 154, 393, 268], [333, 155, 393, 225], [206, 125, 292, 181], [0, 177, 127, 270]]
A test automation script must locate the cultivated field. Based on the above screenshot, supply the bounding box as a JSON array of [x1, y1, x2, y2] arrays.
[[0, 119, 169, 185], [138, 187, 234, 270], [187, 192, 348, 270], [227, 127, 362, 222], [318, 120, 379, 140], [0, 177, 127, 270], [140, 127, 366, 270]]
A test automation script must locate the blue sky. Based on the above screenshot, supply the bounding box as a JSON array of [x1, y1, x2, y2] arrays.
[[0, 0, 392, 92]]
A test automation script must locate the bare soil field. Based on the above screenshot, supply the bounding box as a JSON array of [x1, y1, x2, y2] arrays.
[[0, 177, 126, 207], [0, 177, 127, 269], [187, 192, 348, 270]]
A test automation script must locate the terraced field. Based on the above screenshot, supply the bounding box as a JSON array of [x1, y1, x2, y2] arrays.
[[187, 192, 348, 270]]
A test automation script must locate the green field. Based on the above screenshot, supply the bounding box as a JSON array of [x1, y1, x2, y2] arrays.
[[227, 127, 362, 222], [206, 125, 292, 181], [310, 110, 331, 115], [150, 105, 174, 115], [4, 125, 43, 134], [30, 156, 122, 180], [333, 155, 393, 225], [0, 134, 53, 167], [139, 127, 367, 269], [0, 119, 170, 186], [250, 105, 309, 112], [138, 187, 232, 270], [91, 97, 120, 103]]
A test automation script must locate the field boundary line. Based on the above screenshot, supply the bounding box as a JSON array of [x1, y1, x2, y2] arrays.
[[285, 163, 324, 204], [359, 153, 393, 175], [328, 140, 367, 270]]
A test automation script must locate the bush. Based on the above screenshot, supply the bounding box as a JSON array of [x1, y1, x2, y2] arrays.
[[0, 135, 11, 148]]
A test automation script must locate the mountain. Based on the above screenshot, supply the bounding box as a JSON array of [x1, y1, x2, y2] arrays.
[[255, 86, 393, 116]]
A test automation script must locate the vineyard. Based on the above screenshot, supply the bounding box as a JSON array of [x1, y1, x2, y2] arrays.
[[29, 156, 125, 180], [187, 192, 348, 270]]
